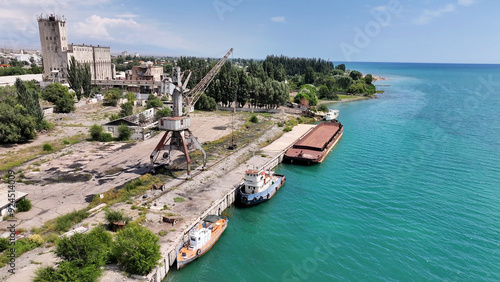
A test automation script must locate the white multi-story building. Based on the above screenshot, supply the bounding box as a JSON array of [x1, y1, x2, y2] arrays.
[[37, 14, 113, 81]]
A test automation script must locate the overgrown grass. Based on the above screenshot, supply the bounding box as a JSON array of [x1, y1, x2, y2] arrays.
[[173, 197, 185, 203], [89, 174, 164, 208], [0, 237, 44, 268], [35, 209, 90, 235], [0, 134, 86, 172]]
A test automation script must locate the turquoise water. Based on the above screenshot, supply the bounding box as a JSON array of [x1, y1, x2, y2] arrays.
[[165, 63, 500, 281]]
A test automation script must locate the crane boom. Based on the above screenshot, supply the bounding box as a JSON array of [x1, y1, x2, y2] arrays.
[[185, 48, 233, 109]]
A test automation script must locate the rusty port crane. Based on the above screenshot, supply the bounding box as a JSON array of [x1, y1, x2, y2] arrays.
[[150, 48, 234, 177]]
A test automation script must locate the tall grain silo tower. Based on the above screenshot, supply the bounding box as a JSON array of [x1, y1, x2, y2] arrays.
[[37, 14, 69, 81]]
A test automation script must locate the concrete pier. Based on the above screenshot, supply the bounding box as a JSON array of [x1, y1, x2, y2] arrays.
[[140, 124, 316, 282]]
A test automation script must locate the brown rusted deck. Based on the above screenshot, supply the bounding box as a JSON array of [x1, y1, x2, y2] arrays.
[[284, 121, 343, 163]]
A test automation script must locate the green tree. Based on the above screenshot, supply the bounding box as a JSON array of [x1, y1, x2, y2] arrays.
[[146, 95, 162, 109], [125, 92, 136, 103], [119, 102, 133, 117], [15, 78, 44, 129], [81, 63, 92, 98], [349, 70, 363, 81], [304, 67, 315, 84], [335, 64, 346, 71], [42, 83, 75, 113], [347, 81, 368, 94], [318, 85, 330, 99], [337, 76, 353, 90], [114, 224, 161, 275], [155, 108, 172, 119], [364, 74, 373, 84], [103, 88, 122, 106], [0, 103, 37, 143], [89, 124, 103, 141], [195, 93, 217, 111], [67, 56, 83, 101], [117, 123, 132, 141]]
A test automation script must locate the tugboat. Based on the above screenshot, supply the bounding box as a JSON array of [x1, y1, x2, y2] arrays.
[[238, 168, 286, 206], [176, 215, 228, 269]]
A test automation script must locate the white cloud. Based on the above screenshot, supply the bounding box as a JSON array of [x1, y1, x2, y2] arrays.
[[457, 0, 476, 6], [414, 3, 456, 25], [373, 6, 388, 12], [116, 13, 140, 18], [271, 16, 285, 23], [72, 15, 191, 51]]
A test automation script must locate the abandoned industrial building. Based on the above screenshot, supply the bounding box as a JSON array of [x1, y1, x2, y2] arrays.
[[37, 14, 113, 82]]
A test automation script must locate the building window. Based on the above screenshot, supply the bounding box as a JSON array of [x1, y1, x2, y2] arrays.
[[108, 127, 114, 132]]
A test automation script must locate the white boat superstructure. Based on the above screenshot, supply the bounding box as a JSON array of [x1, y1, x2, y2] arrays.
[[325, 109, 339, 121]]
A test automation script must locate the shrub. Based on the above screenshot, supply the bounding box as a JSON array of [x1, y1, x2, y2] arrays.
[[155, 108, 172, 119], [317, 104, 329, 112], [105, 209, 128, 225], [16, 197, 32, 212], [98, 132, 113, 142], [117, 124, 132, 141], [119, 102, 133, 117], [42, 143, 53, 152], [146, 98, 162, 109], [28, 234, 45, 246], [34, 261, 102, 282], [0, 238, 8, 252], [55, 226, 113, 267], [109, 113, 120, 121], [103, 88, 122, 106], [89, 124, 103, 141], [114, 224, 161, 275], [249, 115, 258, 123]]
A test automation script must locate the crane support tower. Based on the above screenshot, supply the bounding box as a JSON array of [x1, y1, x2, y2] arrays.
[[150, 48, 234, 177]]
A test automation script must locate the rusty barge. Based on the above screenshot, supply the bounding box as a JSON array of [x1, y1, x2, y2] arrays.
[[283, 120, 343, 164]]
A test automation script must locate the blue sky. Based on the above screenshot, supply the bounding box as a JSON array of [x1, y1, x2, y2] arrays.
[[1, 0, 498, 63]]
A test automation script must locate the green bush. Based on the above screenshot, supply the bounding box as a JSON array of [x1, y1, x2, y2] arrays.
[[105, 209, 128, 225], [34, 261, 102, 282], [56, 226, 112, 267], [89, 124, 103, 141], [109, 113, 120, 121], [155, 108, 172, 119], [146, 98, 162, 109], [0, 238, 8, 252], [249, 115, 258, 123], [119, 102, 133, 117], [103, 88, 122, 106], [117, 124, 131, 141], [98, 132, 113, 142], [114, 224, 161, 275], [16, 197, 32, 212], [317, 104, 329, 112], [42, 143, 53, 152]]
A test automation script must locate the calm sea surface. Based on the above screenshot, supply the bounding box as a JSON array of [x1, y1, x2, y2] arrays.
[[165, 62, 500, 281]]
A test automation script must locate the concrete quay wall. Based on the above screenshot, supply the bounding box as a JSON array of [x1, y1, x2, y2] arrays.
[[145, 124, 316, 282]]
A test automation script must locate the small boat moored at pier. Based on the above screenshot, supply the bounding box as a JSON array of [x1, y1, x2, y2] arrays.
[[238, 168, 286, 206], [176, 215, 228, 269]]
